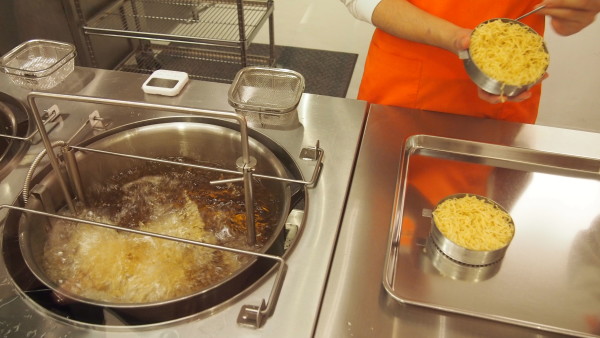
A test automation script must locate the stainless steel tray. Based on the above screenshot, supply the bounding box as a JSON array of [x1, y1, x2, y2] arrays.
[[383, 135, 600, 337]]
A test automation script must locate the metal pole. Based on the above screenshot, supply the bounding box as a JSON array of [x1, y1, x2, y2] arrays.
[[62, 146, 86, 205], [26, 97, 75, 212]]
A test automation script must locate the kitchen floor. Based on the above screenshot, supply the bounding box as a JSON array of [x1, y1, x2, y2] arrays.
[[254, 0, 600, 133]]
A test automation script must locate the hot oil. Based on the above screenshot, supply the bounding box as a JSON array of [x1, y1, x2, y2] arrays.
[[42, 157, 282, 304]]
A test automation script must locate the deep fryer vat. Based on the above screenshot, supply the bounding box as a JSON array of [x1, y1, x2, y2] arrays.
[[16, 116, 300, 321]]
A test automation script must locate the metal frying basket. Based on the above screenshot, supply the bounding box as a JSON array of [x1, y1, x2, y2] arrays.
[[228, 67, 305, 128], [429, 193, 515, 266], [0, 39, 76, 90]]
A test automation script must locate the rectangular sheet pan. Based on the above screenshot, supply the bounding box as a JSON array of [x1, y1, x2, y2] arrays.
[[383, 135, 600, 337]]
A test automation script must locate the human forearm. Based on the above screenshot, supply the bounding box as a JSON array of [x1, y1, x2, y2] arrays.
[[371, 0, 471, 54]]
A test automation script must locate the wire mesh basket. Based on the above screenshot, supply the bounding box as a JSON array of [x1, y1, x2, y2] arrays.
[[1, 39, 76, 90], [228, 66, 304, 128]]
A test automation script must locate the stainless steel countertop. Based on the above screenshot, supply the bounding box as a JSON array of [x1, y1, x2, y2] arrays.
[[316, 104, 600, 338], [0, 67, 367, 337]]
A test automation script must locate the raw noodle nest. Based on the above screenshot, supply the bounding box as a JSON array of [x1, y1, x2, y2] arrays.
[[432, 194, 515, 251], [470, 19, 549, 86]]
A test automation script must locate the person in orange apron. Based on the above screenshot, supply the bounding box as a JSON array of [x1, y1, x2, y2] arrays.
[[341, 0, 600, 250], [359, 1, 546, 123], [342, 0, 600, 123]]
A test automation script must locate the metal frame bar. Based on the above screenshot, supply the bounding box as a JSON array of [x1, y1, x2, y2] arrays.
[[72, 143, 323, 186]]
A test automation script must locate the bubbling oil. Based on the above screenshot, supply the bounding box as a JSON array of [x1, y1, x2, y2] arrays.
[[42, 158, 282, 304]]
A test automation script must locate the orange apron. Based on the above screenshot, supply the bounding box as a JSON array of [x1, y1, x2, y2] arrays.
[[358, 0, 546, 123], [361, 3, 545, 246]]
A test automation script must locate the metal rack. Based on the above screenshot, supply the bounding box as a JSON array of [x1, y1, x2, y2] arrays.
[[116, 43, 271, 82], [76, 0, 275, 81]]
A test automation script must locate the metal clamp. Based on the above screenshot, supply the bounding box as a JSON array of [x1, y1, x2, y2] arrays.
[[300, 140, 321, 161], [88, 110, 110, 130]]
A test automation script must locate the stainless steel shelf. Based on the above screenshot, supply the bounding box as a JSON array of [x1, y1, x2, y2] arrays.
[[77, 0, 275, 68], [116, 43, 272, 83], [84, 0, 272, 46]]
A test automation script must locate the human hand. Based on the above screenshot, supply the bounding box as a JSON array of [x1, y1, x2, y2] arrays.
[[477, 88, 532, 104], [538, 0, 600, 35], [477, 73, 550, 104], [586, 314, 600, 335], [452, 28, 472, 55]]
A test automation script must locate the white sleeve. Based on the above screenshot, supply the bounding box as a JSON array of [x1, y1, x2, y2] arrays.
[[340, 0, 381, 25]]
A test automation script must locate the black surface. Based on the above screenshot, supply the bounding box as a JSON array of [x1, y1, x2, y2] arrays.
[[126, 43, 358, 98], [254, 44, 358, 98]]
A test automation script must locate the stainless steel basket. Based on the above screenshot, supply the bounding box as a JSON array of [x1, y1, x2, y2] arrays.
[[1, 39, 76, 90], [425, 235, 502, 282], [429, 193, 515, 266], [459, 19, 548, 97], [228, 66, 305, 128]]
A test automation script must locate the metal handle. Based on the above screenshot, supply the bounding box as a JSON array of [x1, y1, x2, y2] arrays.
[[515, 5, 546, 21], [237, 260, 287, 328]]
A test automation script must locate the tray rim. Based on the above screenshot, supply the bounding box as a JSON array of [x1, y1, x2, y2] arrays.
[[382, 133, 600, 338]]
